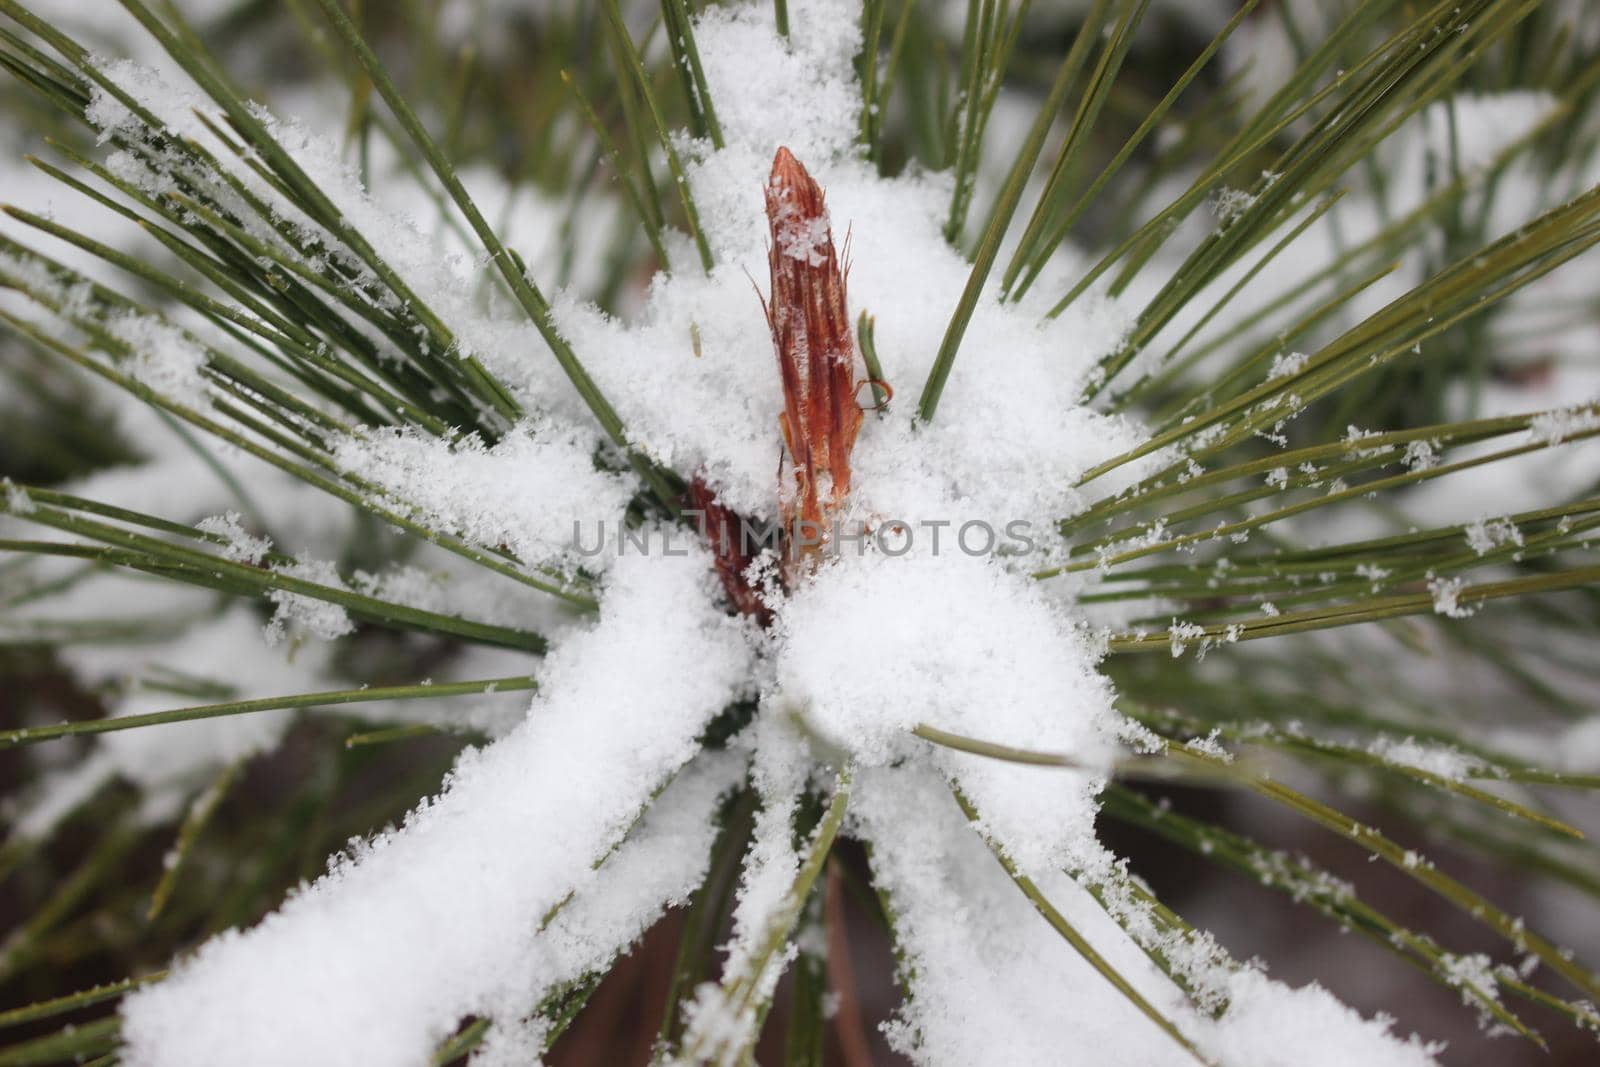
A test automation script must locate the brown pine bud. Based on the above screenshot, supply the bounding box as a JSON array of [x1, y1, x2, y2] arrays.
[[687, 476, 773, 627], [763, 147, 864, 576]]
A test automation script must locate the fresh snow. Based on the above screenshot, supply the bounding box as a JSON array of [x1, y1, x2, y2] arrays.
[[771, 547, 1119, 878], [853, 766, 1442, 1067], [331, 421, 633, 572], [120, 545, 756, 1067]]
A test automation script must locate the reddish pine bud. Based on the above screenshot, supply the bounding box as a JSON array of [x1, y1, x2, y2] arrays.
[[763, 147, 864, 574], [688, 476, 774, 627]]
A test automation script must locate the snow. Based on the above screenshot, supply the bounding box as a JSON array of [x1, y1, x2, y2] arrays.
[[195, 511, 272, 565], [1368, 737, 1485, 782], [1528, 405, 1600, 447], [2, 478, 34, 515], [1268, 351, 1310, 380], [771, 547, 1118, 879], [1402, 439, 1440, 471], [1427, 575, 1475, 620], [469, 749, 747, 1064], [102, 308, 212, 409], [1438, 952, 1503, 1027], [1204, 968, 1443, 1067], [263, 554, 355, 647], [853, 766, 1441, 1067], [678, 715, 820, 1060], [720, 716, 813, 972], [1463, 517, 1523, 557], [120, 544, 756, 1067], [852, 764, 1188, 1065], [331, 421, 633, 572]]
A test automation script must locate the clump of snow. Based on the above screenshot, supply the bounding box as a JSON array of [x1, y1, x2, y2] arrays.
[[1, 478, 34, 515], [723, 716, 814, 968], [263, 554, 355, 647], [1369, 736, 1484, 782], [120, 545, 755, 1067], [1402, 439, 1439, 471], [471, 750, 747, 1062], [1204, 967, 1443, 1066], [331, 422, 633, 571], [852, 765, 1193, 1064], [772, 546, 1119, 878], [1342, 426, 1393, 461], [1427, 575, 1476, 619], [196, 511, 272, 566], [1527, 405, 1600, 446], [1438, 952, 1503, 1026], [679, 716, 822, 1058], [853, 766, 1441, 1067], [1463, 517, 1523, 557], [1268, 351, 1309, 380]]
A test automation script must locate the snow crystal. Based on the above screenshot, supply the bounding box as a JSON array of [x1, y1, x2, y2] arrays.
[[1169, 619, 1208, 659], [1527, 405, 1600, 446], [1185, 731, 1233, 762], [1343, 426, 1393, 460], [1402, 439, 1440, 471], [1427, 575, 1476, 619], [120, 544, 755, 1067], [1355, 563, 1391, 585], [1210, 186, 1258, 225], [263, 554, 355, 647], [1, 478, 33, 515], [1438, 952, 1502, 1024], [1369, 736, 1484, 782], [1463, 517, 1523, 556], [1268, 351, 1309, 380], [196, 511, 272, 566]]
